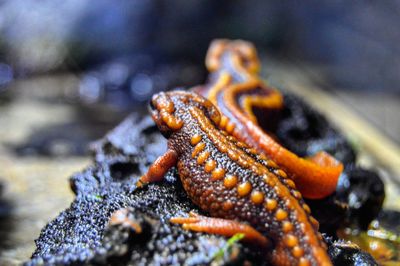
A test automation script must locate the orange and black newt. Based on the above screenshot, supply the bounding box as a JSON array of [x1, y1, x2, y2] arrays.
[[139, 90, 332, 266]]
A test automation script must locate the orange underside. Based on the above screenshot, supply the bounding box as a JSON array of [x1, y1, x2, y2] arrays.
[[244, 121, 343, 199]]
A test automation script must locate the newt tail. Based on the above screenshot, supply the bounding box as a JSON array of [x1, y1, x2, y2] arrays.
[[197, 39, 343, 199]]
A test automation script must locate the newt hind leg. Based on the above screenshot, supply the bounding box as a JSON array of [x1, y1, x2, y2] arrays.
[[171, 211, 270, 247]]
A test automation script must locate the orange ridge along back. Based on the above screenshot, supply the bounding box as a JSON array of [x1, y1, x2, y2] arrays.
[[197, 39, 343, 199]]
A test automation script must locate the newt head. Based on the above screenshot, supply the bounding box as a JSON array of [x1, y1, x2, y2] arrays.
[[150, 90, 221, 137]]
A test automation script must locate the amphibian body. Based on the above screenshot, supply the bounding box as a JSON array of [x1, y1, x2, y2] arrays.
[[139, 90, 332, 266]]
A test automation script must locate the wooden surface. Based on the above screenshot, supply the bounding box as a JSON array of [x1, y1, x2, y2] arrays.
[[0, 65, 399, 265]]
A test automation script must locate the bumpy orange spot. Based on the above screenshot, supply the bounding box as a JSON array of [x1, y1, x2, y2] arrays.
[[284, 179, 296, 189], [292, 246, 304, 258], [250, 191, 264, 204], [250, 164, 260, 174], [263, 174, 277, 187], [226, 135, 235, 142], [285, 234, 298, 247], [191, 135, 202, 146], [219, 144, 228, 153], [247, 148, 257, 154], [227, 149, 239, 161], [292, 190, 302, 199], [282, 221, 293, 233], [275, 169, 287, 178], [265, 199, 277, 211], [238, 156, 249, 168], [204, 160, 217, 173], [237, 182, 252, 197], [222, 201, 233, 211], [303, 204, 311, 214], [224, 174, 238, 189], [161, 112, 183, 130], [192, 142, 206, 158], [299, 258, 310, 266], [310, 216, 319, 229], [219, 115, 228, 128], [156, 98, 174, 113], [236, 141, 247, 148], [274, 185, 283, 196], [197, 151, 210, 165], [226, 121, 235, 133], [211, 168, 225, 181], [267, 160, 278, 169], [276, 209, 288, 221]]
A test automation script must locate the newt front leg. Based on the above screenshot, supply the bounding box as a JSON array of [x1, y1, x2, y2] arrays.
[[137, 149, 178, 186]]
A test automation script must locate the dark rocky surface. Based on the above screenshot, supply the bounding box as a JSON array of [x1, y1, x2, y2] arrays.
[[305, 167, 386, 236], [336, 168, 386, 230], [26, 93, 381, 265], [275, 93, 356, 165], [325, 237, 378, 266], [27, 113, 261, 266]]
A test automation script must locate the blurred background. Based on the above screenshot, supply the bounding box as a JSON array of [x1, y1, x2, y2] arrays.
[[0, 1, 399, 144], [0, 1, 399, 264], [0, 1, 399, 147]]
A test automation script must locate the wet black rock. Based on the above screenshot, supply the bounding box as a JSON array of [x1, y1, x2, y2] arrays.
[[306, 167, 386, 235], [305, 195, 348, 236], [336, 168, 385, 230], [275, 93, 356, 165], [375, 210, 400, 234], [325, 237, 378, 266]]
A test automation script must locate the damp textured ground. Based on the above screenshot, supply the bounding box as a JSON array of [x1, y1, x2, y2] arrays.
[[26, 94, 379, 266]]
